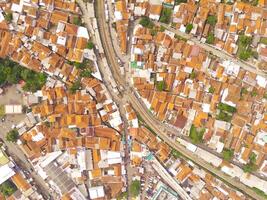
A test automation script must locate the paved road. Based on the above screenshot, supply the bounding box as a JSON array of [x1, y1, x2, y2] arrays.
[[87, 1, 266, 200], [156, 21, 267, 78]]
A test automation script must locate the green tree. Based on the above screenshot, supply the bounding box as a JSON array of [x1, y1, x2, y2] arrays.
[[222, 149, 234, 161], [5, 13, 13, 23], [206, 15, 217, 26], [87, 41, 94, 49], [185, 24, 193, 33], [239, 50, 251, 61], [238, 35, 252, 47], [206, 33, 215, 44], [130, 180, 141, 197], [0, 180, 17, 197], [6, 129, 19, 142], [139, 17, 154, 29], [159, 8, 172, 24], [0, 58, 46, 92], [243, 152, 258, 173]]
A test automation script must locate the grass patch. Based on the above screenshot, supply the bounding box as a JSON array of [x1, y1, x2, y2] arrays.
[[130, 180, 141, 197], [260, 37, 267, 45]]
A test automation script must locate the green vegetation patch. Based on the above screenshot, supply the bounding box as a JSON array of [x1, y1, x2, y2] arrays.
[[251, 187, 267, 199], [206, 15, 217, 26], [6, 129, 19, 143], [216, 111, 232, 122], [155, 80, 166, 91], [206, 33, 215, 44], [243, 152, 258, 173], [0, 58, 46, 92], [117, 191, 128, 200], [139, 17, 154, 29], [216, 103, 236, 122], [260, 37, 267, 45], [189, 125, 205, 144], [73, 16, 82, 26], [189, 70, 196, 79], [208, 86, 215, 94], [69, 79, 81, 94], [175, 0, 187, 5], [0, 180, 17, 197], [171, 148, 182, 159], [185, 24, 193, 34], [130, 180, 141, 197], [237, 35, 252, 61], [87, 41, 94, 49], [222, 148, 234, 161], [0, 105, 5, 118], [217, 103, 237, 113], [5, 13, 13, 23], [159, 8, 172, 24]]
